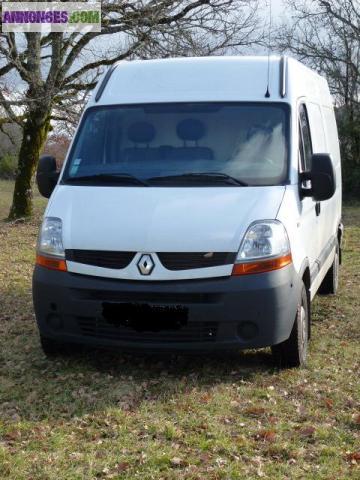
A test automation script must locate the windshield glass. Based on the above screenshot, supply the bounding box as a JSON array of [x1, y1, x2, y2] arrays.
[[62, 102, 289, 186]]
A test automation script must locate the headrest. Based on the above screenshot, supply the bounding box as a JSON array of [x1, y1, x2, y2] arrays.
[[128, 121, 156, 144], [176, 119, 206, 142]]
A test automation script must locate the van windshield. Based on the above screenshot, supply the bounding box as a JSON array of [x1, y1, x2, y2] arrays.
[[62, 103, 289, 187]]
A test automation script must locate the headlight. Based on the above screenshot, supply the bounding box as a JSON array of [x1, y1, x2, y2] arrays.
[[237, 220, 290, 261], [233, 220, 291, 275], [37, 217, 65, 258]]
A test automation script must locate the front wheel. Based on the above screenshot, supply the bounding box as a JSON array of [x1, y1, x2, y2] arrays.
[[271, 282, 309, 368]]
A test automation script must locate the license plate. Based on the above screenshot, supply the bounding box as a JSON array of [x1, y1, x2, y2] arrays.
[[102, 302, 188, 331]]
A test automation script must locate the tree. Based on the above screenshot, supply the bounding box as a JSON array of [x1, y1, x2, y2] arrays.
[[275, 0, 360, 195], [42, 132, 71, 168], [0, 0, 262, 219]]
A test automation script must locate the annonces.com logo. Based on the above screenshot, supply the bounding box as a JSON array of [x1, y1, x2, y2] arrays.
[[1, 2, 101, 33]]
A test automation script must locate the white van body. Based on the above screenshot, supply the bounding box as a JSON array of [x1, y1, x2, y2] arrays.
[[33, 56, 342, 366]]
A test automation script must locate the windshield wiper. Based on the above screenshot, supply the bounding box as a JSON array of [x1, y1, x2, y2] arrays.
[[64, 173, 148, 186], [148, 172, 248, 186]]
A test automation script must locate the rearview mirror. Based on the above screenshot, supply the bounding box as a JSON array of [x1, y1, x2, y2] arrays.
[[300, 153, 336, 202], [36, 155, 59, 198]]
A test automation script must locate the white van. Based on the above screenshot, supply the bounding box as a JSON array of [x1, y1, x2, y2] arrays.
[[33, 56, 342, 367]]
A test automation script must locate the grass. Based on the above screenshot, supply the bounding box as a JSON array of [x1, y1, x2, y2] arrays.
[[0, 179, 359, 479]]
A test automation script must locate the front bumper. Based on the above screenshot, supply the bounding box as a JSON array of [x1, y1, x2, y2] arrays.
[[33, 265, 300, 352]]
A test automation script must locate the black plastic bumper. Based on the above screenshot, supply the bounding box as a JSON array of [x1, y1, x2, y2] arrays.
[[32, 265, 300, 352]]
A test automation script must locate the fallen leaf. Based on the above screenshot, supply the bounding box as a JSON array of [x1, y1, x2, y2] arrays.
[[3, 430, 20, 443], [117, 462, 130, 472], [256, 429, 276, 442], [199, 393, 211, 404], [324, 398, 334, 410], [353, 414, 360, 425], [170, 457, 182, 467], [299, 426, 315, 437], [245, 406, 266, 417], [346, 452, 360, 463]]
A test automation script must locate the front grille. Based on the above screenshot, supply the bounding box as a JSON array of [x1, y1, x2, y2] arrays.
[[65, 250, 236, 271], [77, 316, 218, 343], [157, 252, 236, 270], [66, 250, 135, 269]]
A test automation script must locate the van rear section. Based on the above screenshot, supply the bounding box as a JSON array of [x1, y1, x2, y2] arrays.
[[33, 56, 342, 367]]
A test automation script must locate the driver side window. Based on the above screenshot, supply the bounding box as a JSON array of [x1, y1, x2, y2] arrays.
[[299, 104, 313, 173]]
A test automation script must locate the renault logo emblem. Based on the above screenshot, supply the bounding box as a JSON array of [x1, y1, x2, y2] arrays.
[[137, 254, 155, 276]]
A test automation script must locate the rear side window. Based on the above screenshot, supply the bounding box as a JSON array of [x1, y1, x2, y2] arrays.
[[299, 104, 313, 172]]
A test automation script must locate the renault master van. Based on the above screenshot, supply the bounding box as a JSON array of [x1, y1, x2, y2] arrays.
[[33, 56, 342, 367]]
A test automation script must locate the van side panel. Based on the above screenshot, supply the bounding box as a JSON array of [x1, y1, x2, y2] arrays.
[[322, 106, 342, 166], [321, 105, 342, 245]]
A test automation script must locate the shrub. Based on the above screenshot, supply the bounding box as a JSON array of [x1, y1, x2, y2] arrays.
[[0, 154, 18, 180]]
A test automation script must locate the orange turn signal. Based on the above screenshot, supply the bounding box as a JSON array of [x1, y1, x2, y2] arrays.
[[36, 254, 67, 272], [232, 253, 292, 276]]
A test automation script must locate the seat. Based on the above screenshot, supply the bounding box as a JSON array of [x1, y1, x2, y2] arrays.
[[124, 121, 157, 163], [173, 118, 213, 161]]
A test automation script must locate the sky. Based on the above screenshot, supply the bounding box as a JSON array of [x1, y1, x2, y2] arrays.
[[272, 0, 286, 16], [254, 0, 288, 55]]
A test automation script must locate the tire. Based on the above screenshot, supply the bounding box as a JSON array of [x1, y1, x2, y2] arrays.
[[318, 241, 339, 295], [40, 335, 76, 357], [271, 282, 309, 368]]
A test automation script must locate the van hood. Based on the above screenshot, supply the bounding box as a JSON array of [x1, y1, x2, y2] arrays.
[[48, 185, 285, 253]]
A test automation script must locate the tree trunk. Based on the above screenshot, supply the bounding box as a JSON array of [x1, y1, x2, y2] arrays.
[[8, 111, 51, 220]]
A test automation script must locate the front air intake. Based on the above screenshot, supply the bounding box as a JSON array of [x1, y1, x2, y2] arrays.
[[66, 250, 135, 269], [158, 252, 236, 270]]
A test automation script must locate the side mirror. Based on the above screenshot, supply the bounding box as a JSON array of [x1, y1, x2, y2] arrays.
[[36, 155, 59, 198], [300, 153, 336, 202]]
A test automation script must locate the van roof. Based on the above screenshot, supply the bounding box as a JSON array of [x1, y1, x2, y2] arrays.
[[89, 56, 333, 108]]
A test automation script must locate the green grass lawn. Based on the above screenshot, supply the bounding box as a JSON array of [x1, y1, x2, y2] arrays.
[[0, 179, 359, 479]]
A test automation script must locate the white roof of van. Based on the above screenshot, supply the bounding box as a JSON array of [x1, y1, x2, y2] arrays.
[[89, 56, 333, 107]]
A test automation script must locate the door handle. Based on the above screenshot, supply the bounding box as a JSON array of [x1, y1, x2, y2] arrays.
[[315, 202, 321, 216]]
